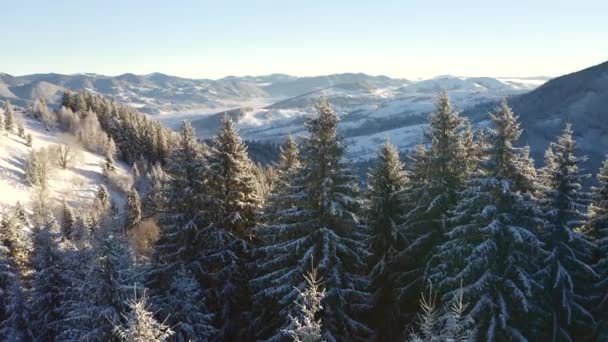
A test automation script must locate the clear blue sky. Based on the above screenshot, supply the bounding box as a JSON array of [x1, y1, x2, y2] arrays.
[[3, 0, 607, 79]]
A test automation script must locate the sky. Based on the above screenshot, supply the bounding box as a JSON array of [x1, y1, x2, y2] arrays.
[[3, 0, 608, 79]]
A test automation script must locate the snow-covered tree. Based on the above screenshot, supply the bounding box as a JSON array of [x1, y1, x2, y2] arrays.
[[589, 158, 608, 339], [1, 213, 32, 278], [251, 99, 371, 341], [149, 121, 209, 289], [152, 267, 216, 341], [58, 230, 137, 341], [394, 91, 475, 323], [114, 291, 174, 342], [205, 115, 262, 234], [30, 222, 66, 340], [407, 282, 473, 342], [427, 100, 546, 340], [96, 184, 111, 211], [16, 119, 25, 139], [25, 147, 53, 189], [25, 132, 33, 147], [103, 149, 117, 176], [62, 200, 76, 238], [4, 100, 14, 133], [0, 279, 34, 341], [126, 188, 142, 229], [366, 140, 409, 339], [282, 266, 325, 342], [538, 124, 598, 341], [0, 218, 24, 340]]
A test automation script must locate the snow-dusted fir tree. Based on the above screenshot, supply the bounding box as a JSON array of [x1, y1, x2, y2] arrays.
[[407, 282, 473, 342], [589, 158, 608, 339], [58, 229, 137, 341], [30, 222, 66, 340], [0, 220, 26, 341], [115, 291, 174, 342], [395, 91, 475, 323], [25, 132, 33, 147], [193, 115, 262, 340], [4, 100, 14, 133], [205, 115, 262, 234], [149, 122, 209, 289], [366, 140, 409, 340], [427, 100, 545, 340], [153, 267, 216, 341], [282, 266, 325, 342], [62, 200, 76, 238], [251, 99, 371, 341], [261, 136, 302, 221], [538, 124, 597, 341], [126, 188, 142, 229], [1, 213, 32, 278], [0, 279, 34, 341]]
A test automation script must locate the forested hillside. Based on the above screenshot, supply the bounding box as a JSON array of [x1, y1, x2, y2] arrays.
[[0, 90, 607, 342]]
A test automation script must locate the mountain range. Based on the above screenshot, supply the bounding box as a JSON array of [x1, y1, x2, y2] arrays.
[[6, 62, 608, 170]]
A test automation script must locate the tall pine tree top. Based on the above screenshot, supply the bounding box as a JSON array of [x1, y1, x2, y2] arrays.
[[251, 99, 371, 341], [206, 115, 262, 236], [538, 124, 597, 341]]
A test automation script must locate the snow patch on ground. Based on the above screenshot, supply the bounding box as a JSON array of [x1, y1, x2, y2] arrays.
[[0, 111, 129, 216]]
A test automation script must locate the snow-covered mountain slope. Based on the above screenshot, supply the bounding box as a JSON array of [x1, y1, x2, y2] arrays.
[[0, 110, 128, 216], [190, 75, 547, 160]]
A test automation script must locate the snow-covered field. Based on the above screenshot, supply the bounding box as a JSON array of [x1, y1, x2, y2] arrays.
[[0, 111, 128, 216]]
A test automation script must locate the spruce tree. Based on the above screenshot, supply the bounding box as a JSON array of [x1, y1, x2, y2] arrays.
[[62, 201, 76, 238], [30, 222, 66, 340], [427, 100, 545, 340], [114, 293, 174, 342], [205, 115, 262, 234], [251, 99, 371, 341], [394, 91, 474, 325], [195, 115, 262, 339], [1, 213, 32, 278], [282, 267, 325, 342], [149, 121, 209, 289], [4, 100, 14, 133], [25, 133, 33, 147], [538, 124, 597, 341], [367, 140, 409, 340], [126, 188, 142, 229], [152, 267, 216, 341], [589, 158, 608, 339], [59, 230, 136, 341]]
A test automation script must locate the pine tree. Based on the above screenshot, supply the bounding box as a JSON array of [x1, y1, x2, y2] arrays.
[[192, 116, 263, 339], [1, 213, 32, 278], [0, 279, 34, 341], [282, 267, 325, 342], [251, 99, 371, 341], [394, 91, 475, 325], [589, 158, 608, 339], [366, 140, 409, 340], [126, 188, 142, 229], [427, 100, 545, 340], [96, 184, 111, 211], [149, 121, 209, 290], [25, 133, 33, 147], [103, 149, 116, 175], [58, 230, 137, 341], [153, 267, 216, 341], [30, 222, 66, 340], [4, 100, 14, 133], [407, 283, 473, 342], [538, 124, 597, 341], [205, 115, 262, 234], [0, 217, 19, 336], [16, 119, 25, 139], [114, 292, 174, 342], [62, 201, 76, 238]]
